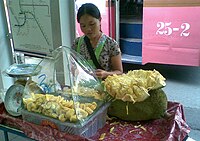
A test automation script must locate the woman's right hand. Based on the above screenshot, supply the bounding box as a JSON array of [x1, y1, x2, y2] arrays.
[[95, 69, 107, 79]]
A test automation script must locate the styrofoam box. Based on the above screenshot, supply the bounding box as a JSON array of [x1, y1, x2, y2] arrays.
[[21, 103, 110, 138], [120, 38, 142, 56]]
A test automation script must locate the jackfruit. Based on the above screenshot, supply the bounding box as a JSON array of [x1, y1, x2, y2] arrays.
[[107, 89, 168, 121], [23, 93, 98, 122], [103, 69, 166, 103]]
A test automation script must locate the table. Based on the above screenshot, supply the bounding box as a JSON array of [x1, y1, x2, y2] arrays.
[[0, 102, 190, 141]]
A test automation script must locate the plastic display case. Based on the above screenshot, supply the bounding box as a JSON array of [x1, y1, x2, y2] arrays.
[[21, 46, 111, 137], [21, 102, 109, 137]]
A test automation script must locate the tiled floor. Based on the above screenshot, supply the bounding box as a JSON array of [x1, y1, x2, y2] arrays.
[[188, 129, 200, 141], [187, 137, 196, 141]]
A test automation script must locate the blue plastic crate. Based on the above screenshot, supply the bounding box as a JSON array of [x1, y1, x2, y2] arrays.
[[120, 38, 142, 56], [120, 22, 142, 39]]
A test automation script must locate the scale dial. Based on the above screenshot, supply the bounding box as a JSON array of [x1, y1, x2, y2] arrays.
[[4, 84, 25, 116]]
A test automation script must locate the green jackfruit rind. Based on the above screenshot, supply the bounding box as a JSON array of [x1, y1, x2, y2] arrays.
[[107, 89, 167, 121]]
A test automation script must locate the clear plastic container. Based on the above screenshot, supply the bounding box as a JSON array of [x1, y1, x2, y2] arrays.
[[21, 102, 109, 138], [21, 46, 111, 136]]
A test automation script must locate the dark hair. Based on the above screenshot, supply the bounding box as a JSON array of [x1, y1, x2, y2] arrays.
[[77, 3, 101, 23]]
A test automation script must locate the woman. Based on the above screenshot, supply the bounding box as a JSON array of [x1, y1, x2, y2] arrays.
[[72, 3, 123, 79]]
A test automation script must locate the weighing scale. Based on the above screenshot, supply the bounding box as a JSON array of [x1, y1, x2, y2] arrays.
[[4, 63, 42, 116]]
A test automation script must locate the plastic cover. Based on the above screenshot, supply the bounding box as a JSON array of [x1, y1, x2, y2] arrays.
[[22, 46, 110, 125]]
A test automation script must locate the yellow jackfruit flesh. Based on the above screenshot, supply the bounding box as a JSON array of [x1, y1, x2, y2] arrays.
[[103, 69, 166, 103], [23, 94, 98, 122]]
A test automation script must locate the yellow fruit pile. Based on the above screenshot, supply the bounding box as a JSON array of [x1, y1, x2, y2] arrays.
[[103, 69, 166, 103], [62, 86, 104, 100], [23, 93, 97, 122]]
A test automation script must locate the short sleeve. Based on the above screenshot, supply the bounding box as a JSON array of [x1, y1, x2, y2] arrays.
[[108, 37, 121, 57]]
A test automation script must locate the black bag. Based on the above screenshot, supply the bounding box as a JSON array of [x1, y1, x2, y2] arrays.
[[84, 36, 103, 69]]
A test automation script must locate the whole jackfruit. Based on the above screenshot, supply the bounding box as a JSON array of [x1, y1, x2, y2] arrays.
[[107, 89, 168, 121], [104, 69, 167, 121]]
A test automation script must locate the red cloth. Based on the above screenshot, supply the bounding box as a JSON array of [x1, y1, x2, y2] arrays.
[[0, 102, 190, 141], [90, 102, 190, 141]]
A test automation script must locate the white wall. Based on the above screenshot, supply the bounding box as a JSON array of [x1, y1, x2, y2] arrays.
[[59, 0, 76, 47], [0, 0, 14, 90], [58, 0, 76, 86]]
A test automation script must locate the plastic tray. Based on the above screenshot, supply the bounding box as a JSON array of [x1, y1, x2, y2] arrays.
[[5, 63, 42, 77], [21, 102, 110, 138]]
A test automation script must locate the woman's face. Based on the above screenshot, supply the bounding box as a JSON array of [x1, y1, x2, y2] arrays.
[[79, 14, 101, 39]]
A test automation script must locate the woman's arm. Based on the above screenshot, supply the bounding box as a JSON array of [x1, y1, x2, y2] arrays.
[[95, 53, 123, 79]]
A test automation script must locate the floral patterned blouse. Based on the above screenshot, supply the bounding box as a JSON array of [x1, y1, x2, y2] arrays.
[[72, 33, 121, 71]]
